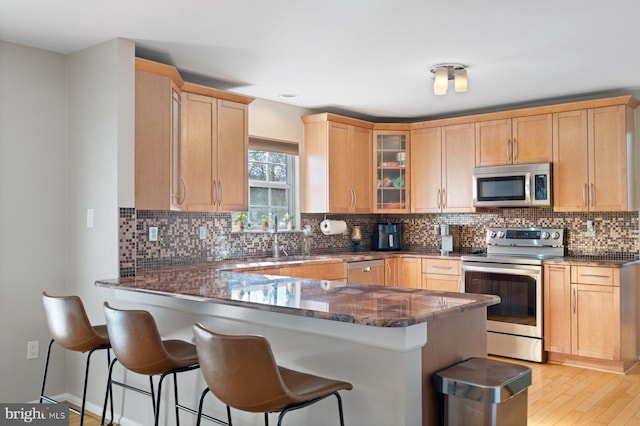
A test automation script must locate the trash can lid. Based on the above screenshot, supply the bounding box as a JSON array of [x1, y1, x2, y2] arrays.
[[434, 357, 532, 404]]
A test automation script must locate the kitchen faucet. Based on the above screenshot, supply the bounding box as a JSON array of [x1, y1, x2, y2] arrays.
[[272, 215, 279, 257]]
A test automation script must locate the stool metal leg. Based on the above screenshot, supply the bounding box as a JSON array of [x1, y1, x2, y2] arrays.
[[39, 339, 55, 404], [173, 372, 180, 426]]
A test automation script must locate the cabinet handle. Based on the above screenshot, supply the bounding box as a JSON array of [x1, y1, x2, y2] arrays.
[[362, 267, 371, 273], [385, 263, 391, 284], [350, 187, 356, 209], [507, 139, 511, 162], [513, 138, 517, 162], [178, 177, 187, 206], [437, 189, 441, 209], [218, 181, 224, 207], [572, 287, 576, 314], [432, 265, 453, 270], [442, 188, 446, 209], [582, 183, 587, 208], [580, 274, 610, 279], [212, 179, 218, 206], [590, 183, 594, 208]]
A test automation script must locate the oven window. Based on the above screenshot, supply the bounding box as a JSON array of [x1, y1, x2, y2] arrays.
[[465, 271, 537, 326], [477, 175, 525, 201]]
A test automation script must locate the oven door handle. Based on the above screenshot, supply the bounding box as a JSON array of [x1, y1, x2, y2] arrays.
[[461, 263, 541, 276]]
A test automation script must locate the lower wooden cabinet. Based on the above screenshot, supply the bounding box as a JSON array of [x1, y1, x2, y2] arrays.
[[281, 262, 347, 281], [544, 264, 638, 373], [397, 257, 421, 289], [421, 258, 461, 292]]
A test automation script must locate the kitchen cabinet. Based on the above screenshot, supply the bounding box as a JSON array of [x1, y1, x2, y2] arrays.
[[384, 258, 398, 287], [135, 68, 185, 210], [411, 124, 475, 213], [570, 266, 620, 360], [543, 264, 572, 353], [553, 105, 637, 212], [475, 114, 552, 167], [281, 261, 347, 281], [182, 93, 248, 212], [374, 130, 410, 213], [397, 257, 421, 289], [302, 115, 372, 213], [544, 263, 639, 373], [421, 258, 461, 292]]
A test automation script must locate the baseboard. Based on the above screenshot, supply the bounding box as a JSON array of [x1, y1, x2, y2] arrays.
[[32, 393, 143, 426]]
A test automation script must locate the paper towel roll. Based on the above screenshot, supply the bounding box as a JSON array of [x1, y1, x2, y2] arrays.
[[320, 219, 347, 235]]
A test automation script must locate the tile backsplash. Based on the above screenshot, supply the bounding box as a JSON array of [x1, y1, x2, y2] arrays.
[[119, 208, 640, 277]]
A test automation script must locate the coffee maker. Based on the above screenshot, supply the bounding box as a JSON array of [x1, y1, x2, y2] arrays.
[[372, 223, 402, 251]]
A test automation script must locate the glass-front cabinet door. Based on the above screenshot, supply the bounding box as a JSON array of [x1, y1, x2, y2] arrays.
[[373, 131, 410, 212]]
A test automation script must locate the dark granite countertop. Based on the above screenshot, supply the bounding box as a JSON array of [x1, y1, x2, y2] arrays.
[[96, 261, 498, 328], [543, 256, 639, 268]]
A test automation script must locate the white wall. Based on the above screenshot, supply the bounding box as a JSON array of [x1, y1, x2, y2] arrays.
[[0, 41, 69, 402], [64, 37, 134, 410], [0, 37, 134, 408]]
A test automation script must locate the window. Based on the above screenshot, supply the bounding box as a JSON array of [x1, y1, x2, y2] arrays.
[[243, 137, 299, 230]]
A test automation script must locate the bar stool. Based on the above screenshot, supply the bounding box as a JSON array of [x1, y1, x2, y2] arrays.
[[101, 302, 200, 426], [40, 292, 112, 426], [192, 322, 353, 426]]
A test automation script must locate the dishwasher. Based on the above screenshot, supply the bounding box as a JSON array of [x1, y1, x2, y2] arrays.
[[347, 259, 385, 285]]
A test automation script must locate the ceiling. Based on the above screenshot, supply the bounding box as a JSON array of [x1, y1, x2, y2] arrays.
[[2, 0, 640, 122]]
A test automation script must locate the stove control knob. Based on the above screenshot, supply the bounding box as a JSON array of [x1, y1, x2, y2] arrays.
[[488, 231, 497, 238], [551, 231, 561, 240], [497, 231, 505, 238], [541, 231, 550, 239]]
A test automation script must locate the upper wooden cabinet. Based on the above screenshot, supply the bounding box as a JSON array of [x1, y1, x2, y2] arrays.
[[182, 93, 248, 212], [475, 114, 552, 167], [374, 130, 410, 213], [134, 58, 253, 212], [302, 115, 372, 213], [553, 105, 637, 212], [135, 69, 185, 211], [411, 123, 475, 213]]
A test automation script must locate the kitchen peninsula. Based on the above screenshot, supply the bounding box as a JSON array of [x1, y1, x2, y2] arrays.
[[96, 260, 499, 426]]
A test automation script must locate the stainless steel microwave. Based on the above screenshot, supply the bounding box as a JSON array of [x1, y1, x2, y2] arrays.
[[472, 162, 552, 207]]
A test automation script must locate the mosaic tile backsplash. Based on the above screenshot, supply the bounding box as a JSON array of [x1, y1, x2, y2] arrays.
[[119, 208, 640, 277]]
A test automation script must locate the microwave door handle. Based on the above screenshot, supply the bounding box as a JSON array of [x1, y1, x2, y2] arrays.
[[525, 172, 531, 203]]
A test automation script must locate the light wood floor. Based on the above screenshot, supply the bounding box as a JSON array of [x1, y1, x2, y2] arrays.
[[68, 359, 640, 425]]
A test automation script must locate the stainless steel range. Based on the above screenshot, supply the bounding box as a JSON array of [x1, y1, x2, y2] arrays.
[[461, 227, 565, 362]]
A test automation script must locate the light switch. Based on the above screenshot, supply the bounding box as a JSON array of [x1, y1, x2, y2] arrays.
[[86, 208, 94, 228]]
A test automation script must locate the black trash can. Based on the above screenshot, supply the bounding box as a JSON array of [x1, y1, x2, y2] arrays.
[[434, 357, 532, 426]]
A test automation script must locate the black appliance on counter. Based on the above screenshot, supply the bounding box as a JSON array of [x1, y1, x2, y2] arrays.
[[372, 223, 402, 251]]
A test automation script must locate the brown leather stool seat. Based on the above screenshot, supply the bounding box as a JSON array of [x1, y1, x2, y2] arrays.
[[40, 292, 112, 426], [193, 322, 353, 426], [101, 303, 200, 426]]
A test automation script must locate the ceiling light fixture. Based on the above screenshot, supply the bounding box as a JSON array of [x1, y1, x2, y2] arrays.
[[429, 63, 468, 96]]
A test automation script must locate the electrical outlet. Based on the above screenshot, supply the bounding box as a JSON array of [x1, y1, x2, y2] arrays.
[[199, 226, 207, 240], [586, 220, 596, 238], [27, 341, 39, 360], [149, 226, 159, 241]]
